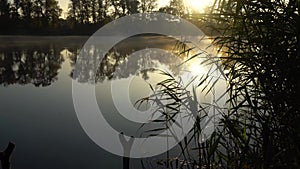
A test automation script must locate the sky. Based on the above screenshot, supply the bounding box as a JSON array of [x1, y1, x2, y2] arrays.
[[57, 0, 70, 17]]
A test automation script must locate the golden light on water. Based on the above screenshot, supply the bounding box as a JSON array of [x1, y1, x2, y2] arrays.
[[188, 59, 206, 76]]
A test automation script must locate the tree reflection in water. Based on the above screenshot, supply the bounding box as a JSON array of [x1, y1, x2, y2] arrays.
[[0, 35, 188, 87], [0, 48, 64, 87], [71, 35, 187, 83]]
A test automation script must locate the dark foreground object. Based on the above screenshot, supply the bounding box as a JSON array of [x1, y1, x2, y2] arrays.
[[123, 157, 130, 169], [0, 142, 15, 169]]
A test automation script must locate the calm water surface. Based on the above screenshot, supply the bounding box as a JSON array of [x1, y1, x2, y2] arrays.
[[0, 36, 203, 169]]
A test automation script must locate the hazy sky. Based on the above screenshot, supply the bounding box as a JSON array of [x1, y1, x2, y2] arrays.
[[58, 0, 69, 15]]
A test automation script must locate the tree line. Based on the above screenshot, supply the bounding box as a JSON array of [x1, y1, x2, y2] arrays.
[[0, 0, 63, 34], [0, 0, 191, 35]]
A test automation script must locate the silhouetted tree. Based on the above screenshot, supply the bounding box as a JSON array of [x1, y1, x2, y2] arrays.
[[10, 0, 20, 19], [20, 0, 33, 20], [96, 0, 111, 22], [0, 0, 10, 17], [168, 0, 185, 16], [32, 0, 44, 18], [140, 0, 157, 12], [32, 0, 45, 28], [126, 0, 139, 14], [0, 0, 163, 34], [67, 0, 79, 23], [81, 0, 90, 23], [45, 0, 62, 27], [90, 0, 97, 23], [111, 0, 126, 17]]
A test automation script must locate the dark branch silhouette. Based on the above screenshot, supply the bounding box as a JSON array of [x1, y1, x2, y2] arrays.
[[0, 142, 15, 169], [119, 132, 135, 169]]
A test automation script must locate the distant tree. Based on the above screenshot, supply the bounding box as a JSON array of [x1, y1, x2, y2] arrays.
[[96, 0, 107, 21], [139, 0, 157, 13], [110, 0, 140, 17], [19, 0, 33, 20], [90, 0, 97, 23], [45, 0, 62, 26], [0, 0, 10, 17], [68, 0, 86, 24], [32, 0, 44, 18], [32, 0, 45, 28], [126, 0, 139, 14], [67, 0, 79, 23], [81, 0, 90, 23], [66, 0, 158, 24], [10, 0, 21, 19], [169, 0, 185, 16], [111, 0, 127, 17], [158, 6, 178, 16]]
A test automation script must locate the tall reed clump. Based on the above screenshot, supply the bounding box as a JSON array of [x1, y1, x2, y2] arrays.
[[208, 0, 300, 168], [139, 0, 300, 168]]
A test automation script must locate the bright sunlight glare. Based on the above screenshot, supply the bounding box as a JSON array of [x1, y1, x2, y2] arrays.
[[188, 59, 207, 76], [158, 0, 215, 13], [183, 0, 215, 13]]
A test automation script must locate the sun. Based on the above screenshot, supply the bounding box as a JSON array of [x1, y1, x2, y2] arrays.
[[157, 0, 215, 13], [183, 0, 215, 13], [188, 59, 207, 76]]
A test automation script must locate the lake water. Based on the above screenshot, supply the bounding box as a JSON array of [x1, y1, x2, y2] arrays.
[[0, 36, 219, 169]]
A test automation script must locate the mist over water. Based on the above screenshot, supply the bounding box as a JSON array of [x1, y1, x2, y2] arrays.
[[0, 35, 207, 169]]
